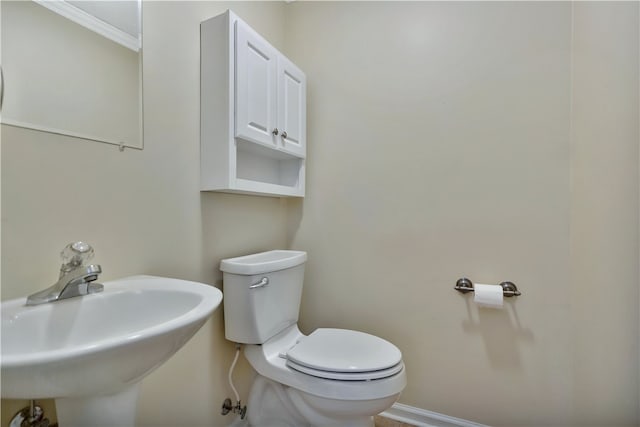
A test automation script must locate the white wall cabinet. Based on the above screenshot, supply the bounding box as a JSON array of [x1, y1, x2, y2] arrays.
[[201, 10, 306, 197]]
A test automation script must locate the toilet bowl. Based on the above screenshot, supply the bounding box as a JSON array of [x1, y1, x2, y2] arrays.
[[221, 250, 406, 427]]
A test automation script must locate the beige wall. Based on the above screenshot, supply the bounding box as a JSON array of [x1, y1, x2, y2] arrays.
[[1, 2, 638, 427], [285, 1, 639, 426], [570, 2, 639, 425], [1, 1, 287, 426]]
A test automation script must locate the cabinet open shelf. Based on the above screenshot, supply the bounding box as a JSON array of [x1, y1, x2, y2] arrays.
[[235, 141, 304, 196]]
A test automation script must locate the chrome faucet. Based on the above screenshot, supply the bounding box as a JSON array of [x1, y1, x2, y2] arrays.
[[26, 242, 103, 306]]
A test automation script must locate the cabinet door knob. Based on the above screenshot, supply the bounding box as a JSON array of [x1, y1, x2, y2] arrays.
[[281, 131, 288, 139], [272, 128, 279, 136]]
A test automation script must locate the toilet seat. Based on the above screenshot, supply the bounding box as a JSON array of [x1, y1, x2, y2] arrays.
[[285, 328, 403, 381], [286, 359, 404, 381]]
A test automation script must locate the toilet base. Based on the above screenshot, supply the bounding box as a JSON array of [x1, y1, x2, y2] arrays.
[[247, 375, 397, 427]]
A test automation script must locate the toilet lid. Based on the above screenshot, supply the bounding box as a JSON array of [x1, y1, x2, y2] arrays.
[[286, 328, 402, 374]]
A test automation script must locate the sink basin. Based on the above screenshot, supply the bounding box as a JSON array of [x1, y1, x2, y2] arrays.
[[1, 275, 223, 426]]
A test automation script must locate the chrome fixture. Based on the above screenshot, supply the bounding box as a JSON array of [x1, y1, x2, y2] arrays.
[[9, 400, 50, 427], [271, 128, 289, 139], [249, 277, 269, 289], [26, 242, 102, 306], [454, 277, 521, 297], [221, 397, 247, 419]]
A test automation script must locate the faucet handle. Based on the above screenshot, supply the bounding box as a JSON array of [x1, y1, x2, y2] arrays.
[[60, 242, 94, 273]]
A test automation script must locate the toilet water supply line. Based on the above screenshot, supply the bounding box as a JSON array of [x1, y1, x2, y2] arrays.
[[229, 344, 241, 403], [222, 343, 247, 419]]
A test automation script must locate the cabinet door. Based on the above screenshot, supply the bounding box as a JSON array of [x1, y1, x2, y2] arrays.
[[277, 55, 306, 157], [235, 20, 278, 147]]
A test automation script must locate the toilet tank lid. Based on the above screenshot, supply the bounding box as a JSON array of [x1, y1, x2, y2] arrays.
[[220, 250, 307, 275]]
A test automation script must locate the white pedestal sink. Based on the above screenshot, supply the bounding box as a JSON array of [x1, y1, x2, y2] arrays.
[[1, 275, 223, 426]]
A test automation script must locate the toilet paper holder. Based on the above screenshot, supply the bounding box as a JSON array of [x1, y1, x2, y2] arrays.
[[454, 278, 521, 297]]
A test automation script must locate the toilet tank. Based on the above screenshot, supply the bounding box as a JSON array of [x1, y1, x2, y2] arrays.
[[220, 250, 307, 344]]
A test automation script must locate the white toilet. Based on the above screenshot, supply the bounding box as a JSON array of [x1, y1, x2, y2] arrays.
[[220, 250, 406, 427]]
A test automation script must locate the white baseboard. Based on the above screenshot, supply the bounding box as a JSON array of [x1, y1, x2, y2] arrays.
[[380, 403, 489, 427]]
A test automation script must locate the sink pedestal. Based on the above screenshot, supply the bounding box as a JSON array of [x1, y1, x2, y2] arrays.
[[55, 385, 139, 427]]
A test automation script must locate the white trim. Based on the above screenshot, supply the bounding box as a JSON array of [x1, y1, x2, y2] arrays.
[[380, 403, 489, 427], [33, 0, 141, 52], [1, 118, 142, 151]]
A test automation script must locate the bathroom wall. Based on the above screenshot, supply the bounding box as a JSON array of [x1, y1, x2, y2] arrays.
[[570, 2, 639, 424], [1, 1, 287, 426], [285, 2, 639, 426], [2, 2, 638, 427]]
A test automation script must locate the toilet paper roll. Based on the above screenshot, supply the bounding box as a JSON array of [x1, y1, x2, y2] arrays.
[[473, 283, 503, 309]]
